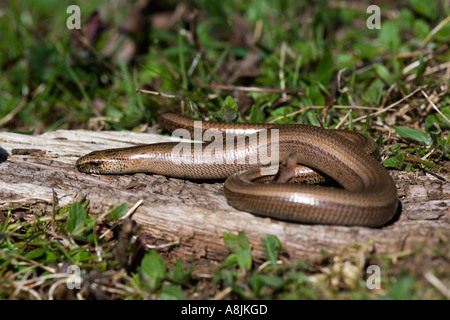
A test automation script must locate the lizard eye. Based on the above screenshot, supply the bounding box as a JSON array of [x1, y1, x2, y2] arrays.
[[89, 160, 101, 167]]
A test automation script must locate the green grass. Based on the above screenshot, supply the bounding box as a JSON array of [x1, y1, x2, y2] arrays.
[[1, 0, 448, 161], [1, 201, 448, 299], [0, 0, 449, 299]]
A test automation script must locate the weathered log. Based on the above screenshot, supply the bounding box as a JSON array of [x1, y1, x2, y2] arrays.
[[0, 129, 448, 262]]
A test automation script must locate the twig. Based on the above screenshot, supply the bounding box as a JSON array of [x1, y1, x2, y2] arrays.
[[144, 240, 180, 250], [419, 15, 450, 49], [256, 260, 283, 272], [136, 87, 199, 117], [201, 83, 305, 94], [212, 271, 250, 300], [405, 61, 450, 82], [268, 105, 374, 124], [388, 46, 445, 59], [421, 90, 450, 124], [379, 83, 397, 109], [48, 278, 71, 300], [268, 107, 310, 123], [424, 270, 450, 299], [136, 88, 187, 101], [335, 111, 350, 129], [346, 85, 426, 125], [253, 20, 263, 42], [403, 155, 450, 173], [12, 274, 42, 300], [424, 170, 447, 182], [212, 286, 233, 300], [0, 250, 57, 274], [402, 55, 432, 74], [119, 199, 144, 221], [187, 51, 202, 76], [99, 199, 144, 240], [279, 42, 288, 102], [337, 68, 348, 93], [0, 97, 26, 127], [0, 83, 47, 127]]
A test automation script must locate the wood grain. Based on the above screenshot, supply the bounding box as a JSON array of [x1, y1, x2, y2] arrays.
[[0, 129, 448, 262]]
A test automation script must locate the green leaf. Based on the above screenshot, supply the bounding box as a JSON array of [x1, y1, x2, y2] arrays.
[[307, 83, 325, 106], [236, 249, 252, 271], [221, 253, 238, 268], [167, 262, 194, 285], [223, 95, 238, 111], [259, 274, 284, 290], [261, 235, 282, 268], [379, 20, 400, 50], [214, 95, 239, 122], [223, 232, 240, 252], [223, 231, 252, 252], [415, 53, 426, 83], [216, 269, 237, 287], [140, 250, 167, 289], [374, 63, 394, 85], [362, 115, 371, 136], [424, 106, 450, 132], [316, 51, 334, 85], [66, 202, 87, 235], [24, 248, 45, 260], [381, 275, 419, 300], [353, 42, 380, 60], [159, 284, 186, 300], [383, 154, 405, 170], [305, 109, 320, 126], [108, 203, 128, 221], [27, 43, 61, 83], [389, 44, 401, 81], [250, 272, 264, 297], [413, 19, 431, 39], [435, 22, 450, 42], [362, 79, 385, 106], [437, 136, 450, 155], [398, 9, 415, 30], [249, 104, 264, 123], [2, 208, 11, 232], [251, 273, 285, 298], [408, 0, 438, 20], [237, 231, 251, 251], [268, 106, 294, 124], [394, 125, 433, 146], [44, 250, 58, 263], [389, 144, 402, 155], [222, 231, 253, 270], [429, 129, 441, 146]]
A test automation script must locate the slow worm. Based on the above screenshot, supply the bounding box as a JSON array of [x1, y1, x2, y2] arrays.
[[76, 111, 399, 227]]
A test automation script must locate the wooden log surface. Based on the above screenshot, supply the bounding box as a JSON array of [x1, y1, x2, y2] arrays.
[[0, 129, 449, 262]]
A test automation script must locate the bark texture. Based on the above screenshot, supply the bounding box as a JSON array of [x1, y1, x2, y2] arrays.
[[0, 130, 448, 262]]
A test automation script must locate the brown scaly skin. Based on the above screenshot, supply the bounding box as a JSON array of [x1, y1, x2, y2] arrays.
[[76, 111, 398, 227]]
